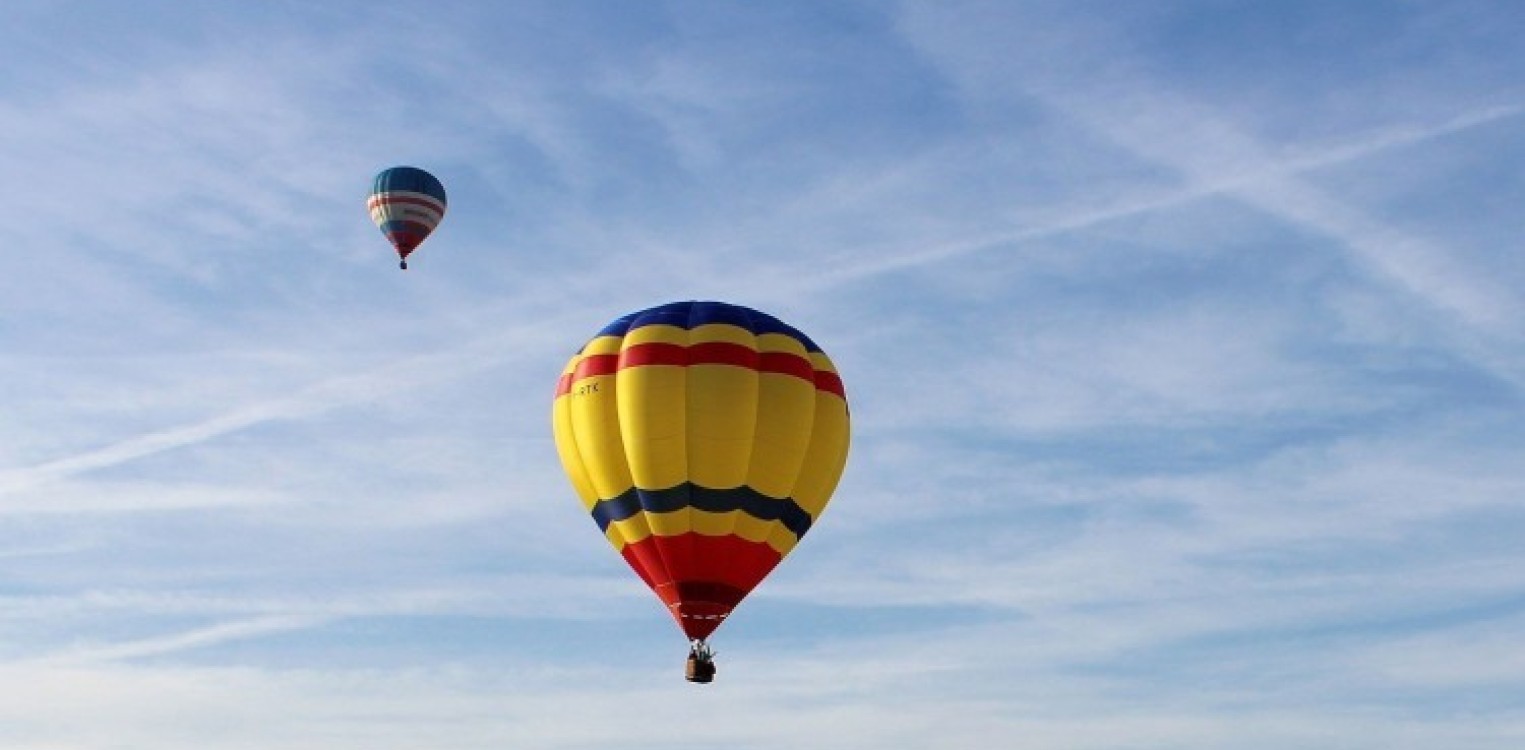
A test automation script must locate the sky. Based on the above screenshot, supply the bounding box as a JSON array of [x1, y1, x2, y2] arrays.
[[3, 1, 1524, 747]]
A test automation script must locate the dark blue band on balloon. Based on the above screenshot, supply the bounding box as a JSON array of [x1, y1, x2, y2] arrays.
[[591, 483, 814, 540], [379, 219, 434, 233], [593, 300, 822, 353], [372, 166, 447, 204]]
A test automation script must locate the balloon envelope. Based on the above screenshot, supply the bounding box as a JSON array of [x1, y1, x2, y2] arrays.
[[367, 166, 447, 263], [552, 301, 850, 640]]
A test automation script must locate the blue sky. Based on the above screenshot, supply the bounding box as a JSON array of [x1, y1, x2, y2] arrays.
[[3, 1, 1524, 747]]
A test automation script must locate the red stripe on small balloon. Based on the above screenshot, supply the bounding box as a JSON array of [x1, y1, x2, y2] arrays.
[[368, 194, 446, 212]]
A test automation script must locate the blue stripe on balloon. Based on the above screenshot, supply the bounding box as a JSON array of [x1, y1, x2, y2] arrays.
[[591, 483, 814, 540], [379, 219, 438, 233], [592, 301, 822, 353], [371, 166, 447, 205]]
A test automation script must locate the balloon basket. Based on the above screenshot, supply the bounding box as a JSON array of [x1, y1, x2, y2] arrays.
[[685, 655, 715, 683], [685, 640, 716, 683]]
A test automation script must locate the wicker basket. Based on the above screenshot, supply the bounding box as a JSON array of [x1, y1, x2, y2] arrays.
[[685, 655, 716, 683]]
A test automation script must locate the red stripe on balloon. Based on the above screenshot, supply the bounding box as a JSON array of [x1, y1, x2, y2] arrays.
[[573, 353, 618, 380], [814, 370, 846, 399], [759, 351, 816, 381], [557, 343, 840, 401], [618, 341, 760, 370], [554, 353, 618, 397], [368, 194, 446, 212], [578, 342, 823, 385], [623, 541, 669, 597], [618, 532, 784, 640]]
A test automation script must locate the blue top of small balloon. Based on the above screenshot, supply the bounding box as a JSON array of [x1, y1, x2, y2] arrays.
[[371, 166, 447, 206]]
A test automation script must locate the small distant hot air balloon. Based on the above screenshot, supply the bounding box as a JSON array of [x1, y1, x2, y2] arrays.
[[552, 301, 851, 683], [368, 166, 447, 270]]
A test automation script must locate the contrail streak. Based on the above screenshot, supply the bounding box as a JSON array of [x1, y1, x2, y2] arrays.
[[801, 103, 1522, 291], [45, 614, 330, 664], [0, 306, 576, 501]]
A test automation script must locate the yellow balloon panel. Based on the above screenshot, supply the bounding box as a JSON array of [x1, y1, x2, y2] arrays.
[[792, 391, 850, 519], [686, 364, 759, 489], [551, 397, 599, 512], [566, 374, 633, 503], [745, 373, 816, 498], [616, 366, 688, 491]]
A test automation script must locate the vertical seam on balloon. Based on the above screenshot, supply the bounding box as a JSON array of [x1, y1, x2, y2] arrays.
[[674, 302, 701, 594], [724, 306, 761, 545], [760, 307, 816, 551], [559, 354, 608, 547], [629, 307, 679, 593]]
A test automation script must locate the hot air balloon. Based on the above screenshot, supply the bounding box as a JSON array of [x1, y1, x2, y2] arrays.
[[552, 301, 850, 683], [367, 166, 447, 270]]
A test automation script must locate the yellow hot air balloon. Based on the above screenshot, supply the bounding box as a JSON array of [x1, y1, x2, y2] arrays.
[[552, 301, 850, 682]]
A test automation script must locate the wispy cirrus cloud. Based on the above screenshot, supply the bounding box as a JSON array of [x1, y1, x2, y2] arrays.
[[794, 102, 1523, 293], [3, 3, 1525, 748]]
